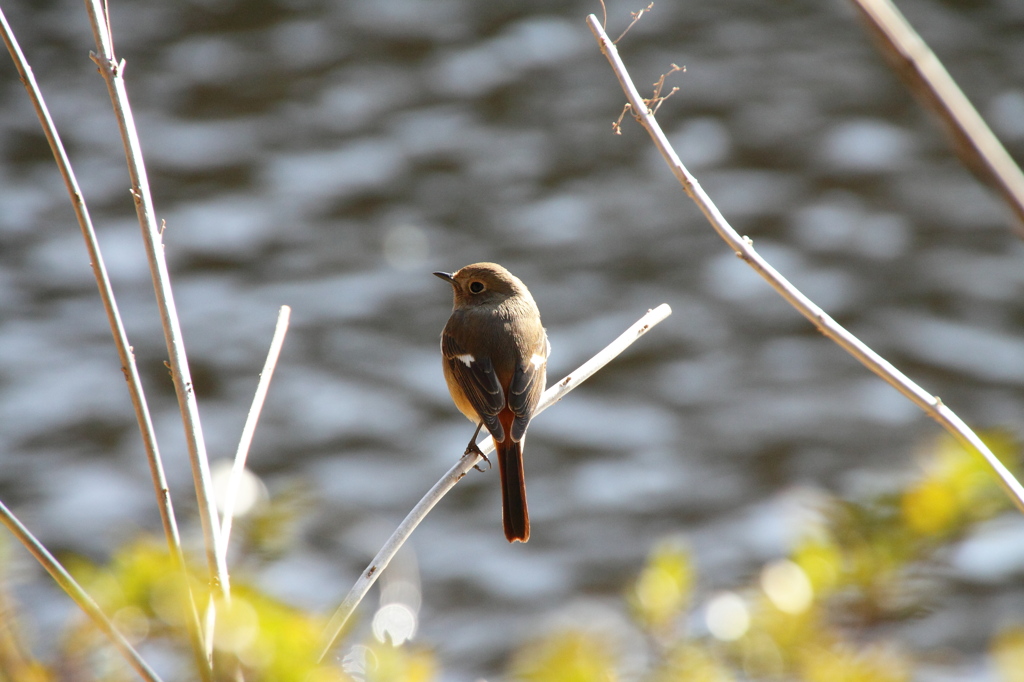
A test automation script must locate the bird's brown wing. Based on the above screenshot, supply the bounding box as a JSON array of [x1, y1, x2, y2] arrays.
[[508, 333, 549, 442], [441, 331, 506, 441]]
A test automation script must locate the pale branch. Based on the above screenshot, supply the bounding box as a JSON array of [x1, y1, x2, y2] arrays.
[[220, 305, 292, 560], [849, 0, 1024, 235], [586, 15, 1024, 512], [318, 303, 672, 661], [82, 0, 230, 598], [0, 499, 164, 682], [0, 7, 210, 679]]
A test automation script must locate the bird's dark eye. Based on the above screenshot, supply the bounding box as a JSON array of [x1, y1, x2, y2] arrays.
[[469, 281, 485, 294]]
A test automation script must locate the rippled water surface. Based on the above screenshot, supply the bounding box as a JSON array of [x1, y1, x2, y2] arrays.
[[2, 0, 1024, 679]]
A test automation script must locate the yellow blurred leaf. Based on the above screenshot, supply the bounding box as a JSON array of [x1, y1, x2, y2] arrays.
[[511, 630, 617, 682], [991, 625, 1024, 682], [798, 643, 909, 682], [363, 641, 436, 682], [901, 479, 956, 536], [629, 538, 693, 632], [791, 539, 841, 597], [652, 644, 734, 682]]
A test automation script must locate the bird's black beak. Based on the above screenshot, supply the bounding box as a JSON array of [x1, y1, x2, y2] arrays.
[[433, 271, 455, 284]]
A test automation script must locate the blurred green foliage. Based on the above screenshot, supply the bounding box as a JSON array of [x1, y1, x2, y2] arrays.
[[510, 630, 619, 682], [509, 432, 1024, 682], [1, 433, 1023, 681]]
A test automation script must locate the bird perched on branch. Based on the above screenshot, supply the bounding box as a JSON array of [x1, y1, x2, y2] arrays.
[[434, 263, 549, 543]]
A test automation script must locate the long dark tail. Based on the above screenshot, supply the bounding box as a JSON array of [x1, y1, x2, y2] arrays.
[[496, 438, 530, 542]]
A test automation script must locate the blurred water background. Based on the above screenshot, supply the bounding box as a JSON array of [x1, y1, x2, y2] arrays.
[[1, 0, 1024, 679]]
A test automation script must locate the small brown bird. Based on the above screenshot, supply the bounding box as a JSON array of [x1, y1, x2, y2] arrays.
[[434, 263, 549, 543]]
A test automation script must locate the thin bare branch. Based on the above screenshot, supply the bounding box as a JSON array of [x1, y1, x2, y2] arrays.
[[81, 0, 230, 598], [586, 14, 1024, 512], [849, 0, 1024, 235], [612, 63, 685, 134], [0, 499, 164, 682], [616, 2, 654, 44], [648, 63, 684, 115], [612, 103, 631, 135], [0, 7, 209, 679], [318, 303, 672, 661], [220, 305, 291, 560]]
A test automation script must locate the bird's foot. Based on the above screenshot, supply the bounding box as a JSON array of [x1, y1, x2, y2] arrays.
[[465, 442, 492, 471]]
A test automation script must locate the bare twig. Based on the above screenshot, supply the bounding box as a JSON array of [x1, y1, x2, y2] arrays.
[[849, 0, 1024, 235], [0, 499, 164, 682], [81, 0, 230, 598], [612, 103, 632, 135], [219, 305, 291, 560], [612, 63, 684, 134], [616, 2, 654, 44], [0, 7, 210, 679], [586, 15, 1024, 511], [318, 303, 672, 661], [648, 63, 684, 115]]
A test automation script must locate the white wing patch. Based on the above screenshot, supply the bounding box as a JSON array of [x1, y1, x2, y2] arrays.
[[529, 353, 546, 369], [456, 353, 475, 367]]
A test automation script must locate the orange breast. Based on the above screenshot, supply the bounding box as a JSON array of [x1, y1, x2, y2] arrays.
[[443, 360, 483, 423]]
